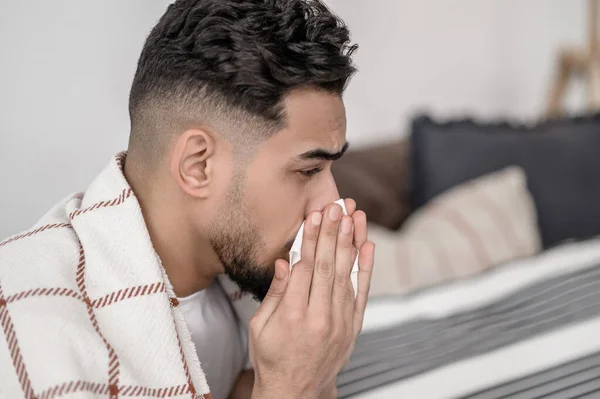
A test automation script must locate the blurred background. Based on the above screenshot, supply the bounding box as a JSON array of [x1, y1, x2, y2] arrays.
[[3, 2, 600, 398], [0, 0, 589, 237]]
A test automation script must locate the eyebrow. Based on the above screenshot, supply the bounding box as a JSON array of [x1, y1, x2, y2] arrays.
[[298, 142, 350, 161]]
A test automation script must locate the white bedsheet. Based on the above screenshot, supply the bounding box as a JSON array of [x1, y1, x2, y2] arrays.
[[350, 236, 600, 399]]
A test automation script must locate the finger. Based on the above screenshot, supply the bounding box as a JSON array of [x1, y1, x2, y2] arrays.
[[251, 259, 289, 331], [332, 216, 354, 308], [286, 211, 323, 305], [353, 241, 375, 337], [301, 212, 322, 262], [352, 210, 368, 250], [343, 229, 358, 353], [344, 246, 359, 357], [344, 198, 357, 216], [331, 217, 355, 375], [344, 282, 356, 357], [309, 203, 343, 310], [350, 246, 358, 296]]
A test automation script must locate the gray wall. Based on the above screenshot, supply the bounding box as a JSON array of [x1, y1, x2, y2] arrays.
[[327, 0, 586, 146], [0, 0, 585, 238], [0, 1, 168, 237]]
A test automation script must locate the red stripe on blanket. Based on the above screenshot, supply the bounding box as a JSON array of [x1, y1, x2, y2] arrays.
[[0, 282, 36, 398], [91, 283, 167, 309], [38, 381, 110, 399], [6, 287, 83, 304], [69, 188, 134, 221], [129, 384, 190, 397], [75, 243, 121, 397], [115, 152, 126, 170], [175, 325, 197, 398], [39, 382, 197, 398], [0, 223, 72, 248]]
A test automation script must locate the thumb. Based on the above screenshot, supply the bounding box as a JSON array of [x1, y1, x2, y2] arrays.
[[251, 259, 289, 331]]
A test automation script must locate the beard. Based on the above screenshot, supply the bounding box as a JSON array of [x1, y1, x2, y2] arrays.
[[208, 179, 276, 302], [210, 227, 275, 302]]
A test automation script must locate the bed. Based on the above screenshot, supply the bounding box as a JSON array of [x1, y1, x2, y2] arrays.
[[338, 236, 600, 398], [332, 112, 600, 398]]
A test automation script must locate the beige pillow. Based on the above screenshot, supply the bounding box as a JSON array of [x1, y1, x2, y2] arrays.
[[369, 166, 541, 296]]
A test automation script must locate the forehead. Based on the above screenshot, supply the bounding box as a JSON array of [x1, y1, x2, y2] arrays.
[[267, 87, 347, 154]]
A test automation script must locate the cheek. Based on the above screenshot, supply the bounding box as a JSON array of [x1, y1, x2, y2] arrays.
[[245, 171, 306, 246], [209, 155, 237, 208]]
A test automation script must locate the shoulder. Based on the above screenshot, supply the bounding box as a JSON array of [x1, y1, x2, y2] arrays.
[[0, 193, 82, 295], [0, 196, 113, 395], [1, 193, 82, 285]]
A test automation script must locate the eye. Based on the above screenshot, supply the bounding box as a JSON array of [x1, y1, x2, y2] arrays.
[[299, 168, 323, 177]]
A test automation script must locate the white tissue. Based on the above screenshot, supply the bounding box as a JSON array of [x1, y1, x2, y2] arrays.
[[288, 199, 359, 297]]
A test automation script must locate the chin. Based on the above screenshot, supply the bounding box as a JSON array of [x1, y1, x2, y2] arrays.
[[224, 261, 275, 303]]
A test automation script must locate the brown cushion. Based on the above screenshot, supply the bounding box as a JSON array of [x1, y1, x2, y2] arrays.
[[332, 139, 411, 230]]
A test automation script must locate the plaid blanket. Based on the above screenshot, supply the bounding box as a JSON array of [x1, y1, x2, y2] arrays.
[[0, 153, 259, 399]]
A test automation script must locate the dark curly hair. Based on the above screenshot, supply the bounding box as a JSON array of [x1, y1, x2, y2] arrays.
[[128, 0, 357, 162]]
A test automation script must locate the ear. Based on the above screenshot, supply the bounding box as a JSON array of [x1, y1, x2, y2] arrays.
[[170, 128, 216, 198]]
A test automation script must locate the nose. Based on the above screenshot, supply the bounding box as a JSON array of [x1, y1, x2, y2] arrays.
[[306, 171, 340, 215]]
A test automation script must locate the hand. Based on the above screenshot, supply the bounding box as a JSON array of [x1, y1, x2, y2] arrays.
[[338, 199, 371, 363], [248, 200, 375, 399], [319, 383, 339, 399]]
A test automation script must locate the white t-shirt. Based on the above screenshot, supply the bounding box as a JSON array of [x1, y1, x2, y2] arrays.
[[179, 281, 252, 399]]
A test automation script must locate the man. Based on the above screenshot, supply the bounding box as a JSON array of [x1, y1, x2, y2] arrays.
[[0, 1, 375, 398]]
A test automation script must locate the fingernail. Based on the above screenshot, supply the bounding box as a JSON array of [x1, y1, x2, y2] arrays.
[[312, 212, 322, 226], [328, 205, 341, 221], [341, 217, 352, 235]]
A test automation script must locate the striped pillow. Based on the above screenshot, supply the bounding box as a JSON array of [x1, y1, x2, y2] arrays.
[[375, 166, 541, 295]]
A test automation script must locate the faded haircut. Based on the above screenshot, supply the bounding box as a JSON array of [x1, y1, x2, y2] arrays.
[[127, 0, 357, 164]]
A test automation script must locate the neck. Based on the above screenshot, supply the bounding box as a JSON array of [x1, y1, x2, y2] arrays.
[[124, 158, 222, 298]]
